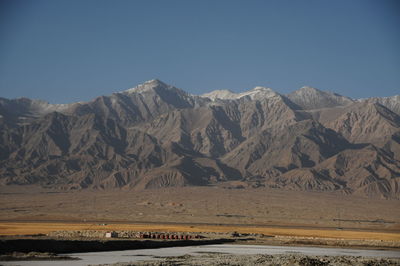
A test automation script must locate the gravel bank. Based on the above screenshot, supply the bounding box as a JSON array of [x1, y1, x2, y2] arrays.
[[102, 253, 400, 266]]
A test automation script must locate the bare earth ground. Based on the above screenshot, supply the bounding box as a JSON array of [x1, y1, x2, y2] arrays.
[[0, 186, 399, 246]]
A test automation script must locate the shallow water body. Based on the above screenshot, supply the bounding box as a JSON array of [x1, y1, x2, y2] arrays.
[[3, 244, 400, 266]]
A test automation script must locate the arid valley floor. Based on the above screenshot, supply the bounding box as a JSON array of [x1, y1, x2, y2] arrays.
[[1, 186, 399, 242], [1, 186, 400, 265]]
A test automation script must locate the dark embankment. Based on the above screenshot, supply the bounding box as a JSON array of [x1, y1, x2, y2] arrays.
[[0, 238, 234, 254]]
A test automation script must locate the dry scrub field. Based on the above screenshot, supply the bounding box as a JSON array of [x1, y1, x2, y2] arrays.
[[1, 186, 399, 241]]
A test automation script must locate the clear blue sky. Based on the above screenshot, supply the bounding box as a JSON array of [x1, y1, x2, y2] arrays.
[[0, 0, 399, 103]]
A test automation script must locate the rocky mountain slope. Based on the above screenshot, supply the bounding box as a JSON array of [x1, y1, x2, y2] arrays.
[[1, 79, 399, 198]]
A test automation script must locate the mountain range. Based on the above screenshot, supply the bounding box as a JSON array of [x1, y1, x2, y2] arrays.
[[1, 79, 399, 198]]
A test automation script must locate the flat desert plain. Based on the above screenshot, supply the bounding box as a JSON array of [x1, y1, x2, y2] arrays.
[[0, 186, 399, 242]]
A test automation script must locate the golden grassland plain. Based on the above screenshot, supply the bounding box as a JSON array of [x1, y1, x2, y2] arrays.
[[1, 222, 400, 242], [0, 186, 399, 241]]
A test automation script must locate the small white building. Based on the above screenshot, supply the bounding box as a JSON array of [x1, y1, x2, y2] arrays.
[[105, 231, 118, 238]]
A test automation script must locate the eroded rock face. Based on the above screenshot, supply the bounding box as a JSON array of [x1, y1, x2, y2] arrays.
[[0, 80, 399, 198]]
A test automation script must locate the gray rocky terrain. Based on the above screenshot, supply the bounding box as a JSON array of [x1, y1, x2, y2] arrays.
[[103, 253, 400, 266]]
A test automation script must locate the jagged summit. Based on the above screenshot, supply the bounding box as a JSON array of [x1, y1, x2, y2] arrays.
[[200, 89, 237, 100], [287, 86, 354, 110], [359, 95, 400, 115], [0, 96, 74, 126], [143, 78, 168, 87], [123, 79, 171, 94], [297, 86, 322, 93], [201, 86, 279, 101], [291, 86, 337, 98]]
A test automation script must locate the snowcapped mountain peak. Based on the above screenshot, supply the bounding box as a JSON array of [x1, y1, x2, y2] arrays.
[[288, 86, 354, 110], [201, 89, 238, 100], [118, 79, 196, 108], [143, 79, 165, 86], [123, 79, 169, 94], [300, 86, 316, 90], [297, 86, 321, 94], [358, 95, 400, 115], [201, 86, 279, 101], [241, 86, 278, 100], [252, 86, 273, 92]]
